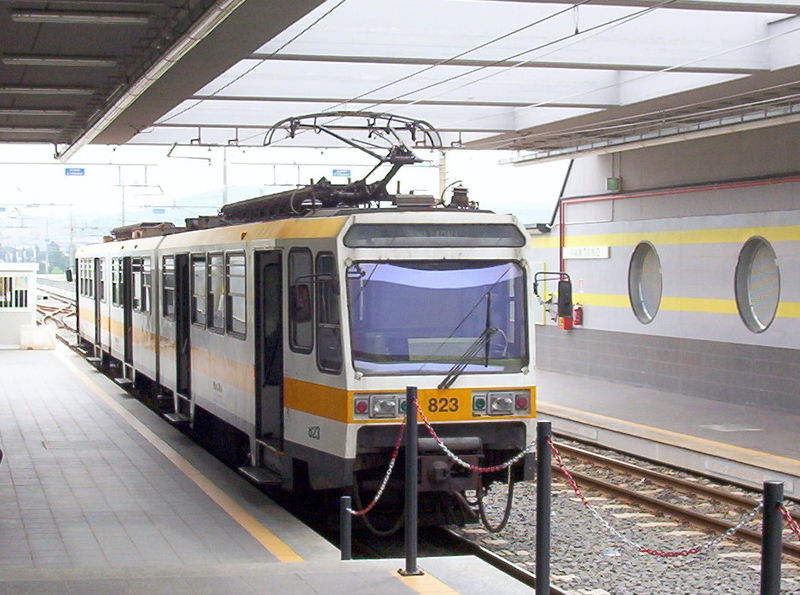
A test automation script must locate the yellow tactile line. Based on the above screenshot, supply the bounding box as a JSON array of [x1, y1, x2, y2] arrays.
[[55, 348, 303, 563], [538, 401, 800, 477], [395, 570, 459, 594]]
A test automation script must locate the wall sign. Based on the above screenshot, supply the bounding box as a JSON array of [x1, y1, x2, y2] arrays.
[[563, 246, 609, 259]]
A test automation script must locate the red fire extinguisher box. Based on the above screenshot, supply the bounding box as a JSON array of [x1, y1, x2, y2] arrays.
[[573, 304, 583, 326]]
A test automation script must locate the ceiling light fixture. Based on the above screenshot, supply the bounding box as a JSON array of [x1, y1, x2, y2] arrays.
[[0, 109, 76, 117], [0, 86, 95, 95], [3, 55, 117, 68], [11, 10, 150, 25], [0, 126, 62, 134]]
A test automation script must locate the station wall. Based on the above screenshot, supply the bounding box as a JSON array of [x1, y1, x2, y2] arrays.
[[532, 123, 800, 414]]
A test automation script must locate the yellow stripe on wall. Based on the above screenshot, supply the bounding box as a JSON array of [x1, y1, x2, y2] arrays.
[[531, 224, 800, 249], [575, 293, 800, 318]]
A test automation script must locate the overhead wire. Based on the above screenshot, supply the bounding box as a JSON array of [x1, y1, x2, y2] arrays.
[[162, 0, 800, 155], [445, 22, 800, 150], [346, 0, 679, 115], [234, 0, 598, 145], [156, 0, 350, 127], [256, 0, 679, 147]]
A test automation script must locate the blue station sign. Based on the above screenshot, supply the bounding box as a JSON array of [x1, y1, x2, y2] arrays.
[[332, 168, 351, 177], [65, 167, 85, 176]]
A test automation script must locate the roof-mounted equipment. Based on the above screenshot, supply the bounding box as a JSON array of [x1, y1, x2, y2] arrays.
[[220, 111, 444, 224]]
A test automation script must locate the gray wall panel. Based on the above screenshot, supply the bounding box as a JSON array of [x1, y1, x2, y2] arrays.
[[616, 123, 800, 192]]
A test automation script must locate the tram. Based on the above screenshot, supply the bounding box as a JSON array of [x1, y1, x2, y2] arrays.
[[75, 113, 540, 527]]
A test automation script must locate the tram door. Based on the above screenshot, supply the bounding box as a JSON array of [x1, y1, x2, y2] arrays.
[[254, 250, 283, 448], [175, 254, 191, 404], [93, 258, 102, 350], [122, 257, 133, 379]]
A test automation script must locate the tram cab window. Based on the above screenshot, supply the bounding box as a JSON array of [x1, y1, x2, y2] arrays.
[[208, 253, 224, 332], [191, 255, 207, 326], [162, 256, 175, 319], [225, 253, 246, 338], [316, 252, 342, 373], [289, 248, 313, 353]]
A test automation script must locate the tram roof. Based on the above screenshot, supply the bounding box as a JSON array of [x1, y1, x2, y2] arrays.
[[2, 0, 800, 161]]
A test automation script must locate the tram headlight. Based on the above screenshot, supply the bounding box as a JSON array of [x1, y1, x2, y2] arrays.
[[368, 394, 404, 418]]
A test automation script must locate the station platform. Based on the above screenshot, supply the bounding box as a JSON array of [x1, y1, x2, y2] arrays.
[[0, 346, 531, 594], [537, 369, 800, 498]]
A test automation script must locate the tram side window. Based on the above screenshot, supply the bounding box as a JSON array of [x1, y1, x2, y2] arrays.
[[208, 253, 224, 332], [289, 248, 313, 353], [191, 255, 207, 326], [225, 253, 246, 338], [162, 256, 175, 319], [84, 259, 93, 298], [111, 258, 123, 306], [78, 260, 84, 296], [97, 259, 105, 302], [132, 258, 143, 311], [143, 257, 151, 312], [316, 252, 342, 373]]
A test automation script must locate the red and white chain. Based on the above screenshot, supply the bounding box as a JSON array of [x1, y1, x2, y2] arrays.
[[780, 504, 800, 541], [416, 400, 535, 473], [549, 439, 762, 558], [347, 420, 406, 517]]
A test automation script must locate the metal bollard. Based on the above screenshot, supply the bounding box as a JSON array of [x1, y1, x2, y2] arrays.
[[535, 420, 552, 595], [399, 386, 424, 576], [760, 481, 783, 595], [340, 495, 352, 561]]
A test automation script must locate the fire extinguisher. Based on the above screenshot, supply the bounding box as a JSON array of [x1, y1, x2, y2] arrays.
[[573, 304, 583, 326]]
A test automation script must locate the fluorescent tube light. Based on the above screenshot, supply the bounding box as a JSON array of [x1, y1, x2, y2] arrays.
[[0, 109, 76, 116], [0, 127, 62, 134], [11, 10, 150, 25], [0, 86, 95, 95], [3, 55, 117, 68]]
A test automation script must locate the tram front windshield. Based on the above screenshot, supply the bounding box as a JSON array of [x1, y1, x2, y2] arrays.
[[346, 261, 527, 376]]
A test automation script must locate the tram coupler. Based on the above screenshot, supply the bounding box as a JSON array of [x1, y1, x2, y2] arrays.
[[417, 437, 482, 492]]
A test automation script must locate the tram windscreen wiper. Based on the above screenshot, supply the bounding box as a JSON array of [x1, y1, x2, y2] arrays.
[[437, 326, 499, 390]]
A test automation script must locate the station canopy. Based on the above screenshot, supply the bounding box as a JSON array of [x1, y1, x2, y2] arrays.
[[1, 0, 800, 162]]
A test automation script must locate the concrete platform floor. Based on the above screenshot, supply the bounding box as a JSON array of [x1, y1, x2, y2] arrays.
[[0, 347, 532, 594]]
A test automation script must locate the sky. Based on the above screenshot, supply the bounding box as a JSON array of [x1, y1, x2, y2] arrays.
[[0, 143, 568, 258]]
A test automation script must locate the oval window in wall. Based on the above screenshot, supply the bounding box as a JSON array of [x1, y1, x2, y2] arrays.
[[628, 242, 662, 324], [735, 237, 780, 333]]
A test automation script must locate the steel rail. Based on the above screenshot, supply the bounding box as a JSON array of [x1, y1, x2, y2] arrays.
[[553, 441, 800, 521], [555, 447, 800, 559]]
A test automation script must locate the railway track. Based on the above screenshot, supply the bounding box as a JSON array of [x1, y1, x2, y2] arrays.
[[551, 439, 800, 559], [37, 286, 77, 331]]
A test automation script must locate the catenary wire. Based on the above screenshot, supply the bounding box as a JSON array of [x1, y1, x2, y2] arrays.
[[445, 23, 800, 149], [256, 0, 675, 147], [156, 0, 350, 127], [234, 0, 598, 145]]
